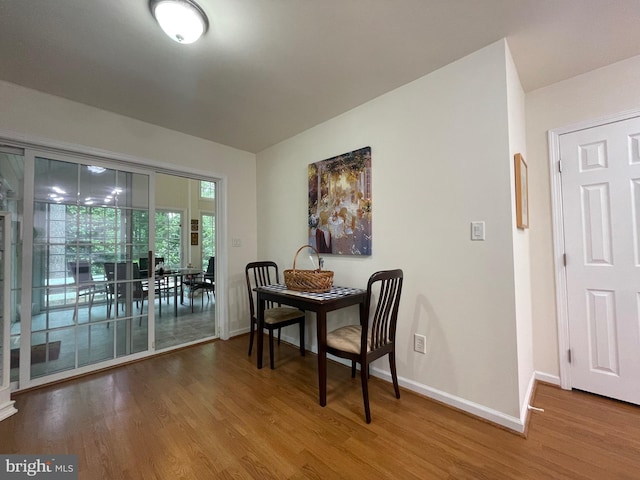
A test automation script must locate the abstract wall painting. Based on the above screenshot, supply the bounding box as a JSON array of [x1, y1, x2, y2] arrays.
[[308, 146, 372, 255]]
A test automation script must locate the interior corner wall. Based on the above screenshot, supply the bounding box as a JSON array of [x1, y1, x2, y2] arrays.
[[0, 80, 258, 338], [526, 54, 640, 379], [256, 41, 523, 419], [505, 43, 534, 415]]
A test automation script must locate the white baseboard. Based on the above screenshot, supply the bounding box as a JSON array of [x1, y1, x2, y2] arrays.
[[0, 399, 17, 422], [534, 371, 560, 386], [372, 366, 526, 433], [518, 372, 536, 427], [229, 326, 250, 338]]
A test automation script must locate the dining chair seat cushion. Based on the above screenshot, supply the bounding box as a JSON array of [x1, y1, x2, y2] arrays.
[[326, 325, 367, 354], [264, 306, 305, 325]]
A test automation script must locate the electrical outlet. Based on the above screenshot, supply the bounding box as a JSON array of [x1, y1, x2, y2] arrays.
[[414, 333, 426, 354], [232, 238, 242, 247]]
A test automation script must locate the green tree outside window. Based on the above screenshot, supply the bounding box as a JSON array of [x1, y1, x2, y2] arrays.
[[200, 181, 215, 199]]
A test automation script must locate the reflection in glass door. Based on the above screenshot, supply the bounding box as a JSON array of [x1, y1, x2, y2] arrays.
[[31, 158, 151, 379], [0, 212, 17, 420]]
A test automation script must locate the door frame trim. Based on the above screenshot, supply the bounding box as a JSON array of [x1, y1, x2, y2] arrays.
[[548, 108, 640, 390]]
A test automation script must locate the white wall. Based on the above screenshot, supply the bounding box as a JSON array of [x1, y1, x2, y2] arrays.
[[257, 41, 526, 422], [506, 44, 534, 418], [526, 54, 640, 378], [0, 80, 258, 338]]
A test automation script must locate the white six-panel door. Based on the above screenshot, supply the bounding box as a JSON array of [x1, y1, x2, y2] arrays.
[[560, 116, 640, 405]]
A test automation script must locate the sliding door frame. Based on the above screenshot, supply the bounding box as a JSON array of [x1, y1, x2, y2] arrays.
[[0, 131, 225, 391]]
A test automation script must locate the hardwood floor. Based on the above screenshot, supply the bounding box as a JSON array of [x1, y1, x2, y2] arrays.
[[1, 336, 639, 479]]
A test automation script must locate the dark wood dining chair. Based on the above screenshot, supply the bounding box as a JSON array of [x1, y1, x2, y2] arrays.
[[153, 256, 170, 302], [131, 263, 150, 321], [245, 261, 306, 369], [183, 256, 215, 311], [194, 256, 216, 300], [203, 256, 215, 284], [326, 269, 404, 423], [103, 262, 117, 324], [104, 262, 149, 324]]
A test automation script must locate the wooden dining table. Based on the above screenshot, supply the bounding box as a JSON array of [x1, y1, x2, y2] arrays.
[[254, 283, 366, 406]]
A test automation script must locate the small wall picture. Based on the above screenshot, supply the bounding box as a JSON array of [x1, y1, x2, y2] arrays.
[[191, 232, 199, 245], [308, 146, 372, 255], [191, 219, 199, 232], [515, 153, 529, 229]]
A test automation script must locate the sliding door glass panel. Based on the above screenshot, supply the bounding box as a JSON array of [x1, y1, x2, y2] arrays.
[[153, 174, 216, 349], [0, 150, 24, 383], [32, 158, 150, 378]]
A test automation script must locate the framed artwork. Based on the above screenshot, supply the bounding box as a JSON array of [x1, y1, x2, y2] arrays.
[[190, 232, 199, 245], [514, 153, 529, 229], [191, 219, 199, 232], [308, 146, 372, 255]]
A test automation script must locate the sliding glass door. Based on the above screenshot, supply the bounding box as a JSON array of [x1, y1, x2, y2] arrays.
[[1, 144, 219, 389], [30, 157, 152, 379]]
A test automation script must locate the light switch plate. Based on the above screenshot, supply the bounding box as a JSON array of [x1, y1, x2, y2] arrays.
[[471, 221, 485, 241]]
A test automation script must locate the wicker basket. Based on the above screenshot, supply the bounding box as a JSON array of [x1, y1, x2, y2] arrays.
[[284, 245, 334, 293]]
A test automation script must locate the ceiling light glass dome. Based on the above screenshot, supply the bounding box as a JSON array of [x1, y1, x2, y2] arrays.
[[150, 0, 209, 44]]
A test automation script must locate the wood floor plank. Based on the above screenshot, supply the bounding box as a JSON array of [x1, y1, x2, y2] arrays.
[[1, 335, 640, 479]]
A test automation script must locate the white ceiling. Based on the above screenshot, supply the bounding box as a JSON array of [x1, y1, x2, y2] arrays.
[[1, 0, 640, 153]]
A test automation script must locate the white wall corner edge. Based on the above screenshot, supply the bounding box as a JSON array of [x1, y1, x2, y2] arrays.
[[518, 371, 562, 432], [519, 372, 536, 427]]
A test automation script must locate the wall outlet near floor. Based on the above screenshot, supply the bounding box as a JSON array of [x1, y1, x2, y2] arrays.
[[414, 333, 426, 354], [232, 238, 242, 247]]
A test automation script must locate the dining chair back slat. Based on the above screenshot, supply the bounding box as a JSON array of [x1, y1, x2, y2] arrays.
[[369, 274, 402, 350]]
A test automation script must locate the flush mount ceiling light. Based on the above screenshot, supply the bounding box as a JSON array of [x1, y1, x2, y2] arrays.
[[150, 0, 209, 44]]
